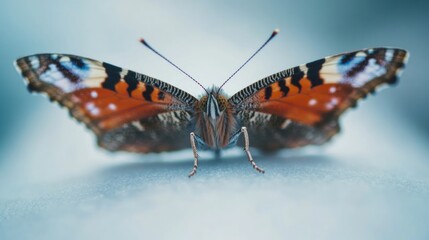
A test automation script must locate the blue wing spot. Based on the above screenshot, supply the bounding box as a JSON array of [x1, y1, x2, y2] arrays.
[[70, 57, 87, 69], [338, 55, 366, 75], [60, 57, 90, 81], [340, 52, 357, 65]]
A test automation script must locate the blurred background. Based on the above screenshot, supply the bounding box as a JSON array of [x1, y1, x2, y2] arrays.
[[0, 0, 428, 239]]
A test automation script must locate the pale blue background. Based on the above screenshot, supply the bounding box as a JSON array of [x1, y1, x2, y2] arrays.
[[1, 0, 429, 239]]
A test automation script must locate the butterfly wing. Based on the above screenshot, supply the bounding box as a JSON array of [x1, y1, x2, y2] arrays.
[[229, 48, 408, 151], [15, 54, 198, 153]]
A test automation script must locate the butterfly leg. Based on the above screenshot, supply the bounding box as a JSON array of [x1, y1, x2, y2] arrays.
[[188, 132, 199, 178], [241, 127, 265, 174]]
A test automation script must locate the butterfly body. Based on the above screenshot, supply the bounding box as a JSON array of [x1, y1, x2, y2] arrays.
[[193, 89, 238, 150], [14, 47, 408, 176]]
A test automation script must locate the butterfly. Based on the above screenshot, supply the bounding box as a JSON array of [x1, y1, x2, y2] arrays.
[[14, 30, 408, 177]]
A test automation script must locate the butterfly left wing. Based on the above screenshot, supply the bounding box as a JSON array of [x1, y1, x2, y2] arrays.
[[15, 54, 198, 153], [229, 48, 408, 151]]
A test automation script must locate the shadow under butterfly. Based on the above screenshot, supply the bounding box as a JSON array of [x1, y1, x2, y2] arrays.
[[14, 29, 409, 177]]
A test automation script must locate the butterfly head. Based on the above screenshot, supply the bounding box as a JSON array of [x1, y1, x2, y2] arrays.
[[198, 88, 228, 120]]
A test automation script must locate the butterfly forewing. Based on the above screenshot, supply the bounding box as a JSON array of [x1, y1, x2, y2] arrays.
[[15, 54, 197, 152], [230, 48, 408, 151]]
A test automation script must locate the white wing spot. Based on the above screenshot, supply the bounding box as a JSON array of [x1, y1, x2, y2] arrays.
[[85, 102, 100, 116], [329, 86, 337, 93], [299, 65, 308, 72], [309, 99, 317, 106], [108, 103, 117, 111], [330, 98, 339, 105], [29, 56, 40, 69], [90, 90, 98, 98], [89, 107, 100, 116], [325, 98, 339, 110], [86, 102, 95, 110], [385, 49, 394, 62], [356, 51, 367, 57]]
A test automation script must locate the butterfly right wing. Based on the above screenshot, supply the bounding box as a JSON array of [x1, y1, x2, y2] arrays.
[[230, 48, 408, 151], [15, 54, 198, 153]]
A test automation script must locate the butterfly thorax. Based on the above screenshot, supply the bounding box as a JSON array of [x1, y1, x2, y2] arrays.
[[194, 89, 236, 149]]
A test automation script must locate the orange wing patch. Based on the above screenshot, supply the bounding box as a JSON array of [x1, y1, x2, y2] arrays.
[[258, 84, 354, 125], [68, 88, 170, 132]]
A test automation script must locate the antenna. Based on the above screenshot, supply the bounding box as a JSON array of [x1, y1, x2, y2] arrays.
[[217, 29, 280, 93], [140, 38, 209, 94]]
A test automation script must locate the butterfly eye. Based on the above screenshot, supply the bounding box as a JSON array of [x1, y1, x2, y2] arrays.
[[197, 96, 208, 111], [216, 95, 228, 111]]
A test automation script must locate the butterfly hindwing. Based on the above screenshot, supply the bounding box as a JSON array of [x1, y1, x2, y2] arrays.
[[230, 48, 408, 150], [236, 111, 339, 151], [15, 54, 197, 152]]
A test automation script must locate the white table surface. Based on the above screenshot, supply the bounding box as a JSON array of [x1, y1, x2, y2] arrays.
[[1, 103, 428, 240]]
